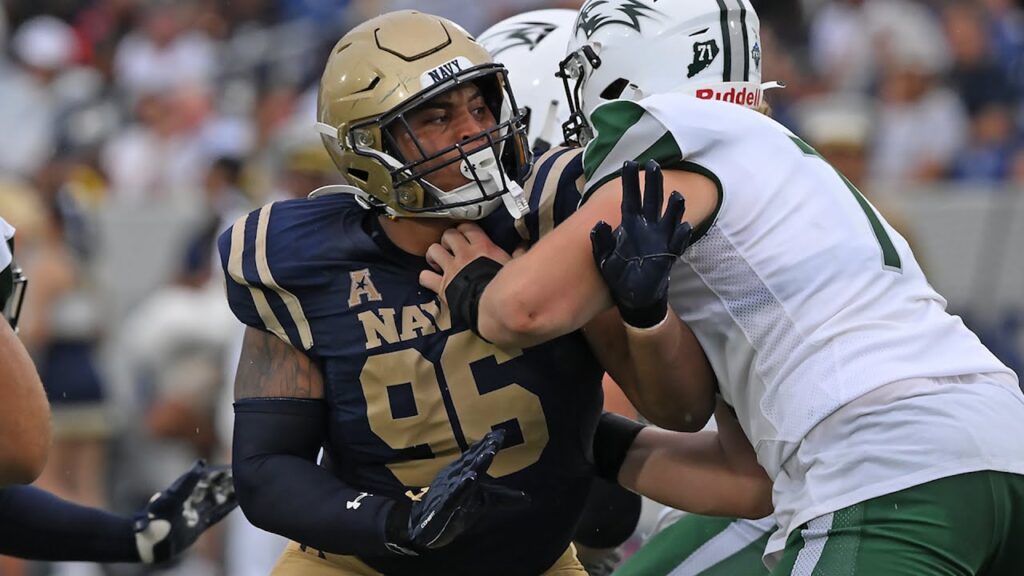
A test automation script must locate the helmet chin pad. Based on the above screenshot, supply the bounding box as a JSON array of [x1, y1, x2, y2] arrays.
[[426, 148, 529, 221]]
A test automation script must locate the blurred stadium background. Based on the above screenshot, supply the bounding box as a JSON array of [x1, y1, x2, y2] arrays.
[[0, 0, 1021, 575]]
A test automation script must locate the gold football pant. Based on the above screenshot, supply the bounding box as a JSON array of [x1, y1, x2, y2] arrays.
[[271, 540, 588, 575]]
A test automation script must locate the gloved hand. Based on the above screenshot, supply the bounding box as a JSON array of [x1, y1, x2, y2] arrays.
[[591, 160, 692, 328], [133, 460, 237, 564], [386, 429, 530, 554]]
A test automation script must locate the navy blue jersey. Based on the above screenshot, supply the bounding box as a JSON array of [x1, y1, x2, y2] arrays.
[[219, 148, 602, 575]]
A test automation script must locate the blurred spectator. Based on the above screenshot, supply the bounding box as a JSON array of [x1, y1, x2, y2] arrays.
[[759, 23, 820, 130], [944, 2, 1014, 116], [808, 0, 876, 92], [980, 0, 1024, 95], [112, 0, 216, 98], [750, 0, 808, 48], [100, 85, 226, 205], [869, 3, 967, 183], [950, 103, 1018, 183], [0, 16, 76, 178]]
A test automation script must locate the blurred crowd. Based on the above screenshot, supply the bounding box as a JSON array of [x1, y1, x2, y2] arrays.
[[0, 0, 1021, 575]]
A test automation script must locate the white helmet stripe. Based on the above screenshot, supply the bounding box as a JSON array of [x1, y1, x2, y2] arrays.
[[714, 0, 733, 82], [737, 0, 751, 81], [717, 0, 750, 83]]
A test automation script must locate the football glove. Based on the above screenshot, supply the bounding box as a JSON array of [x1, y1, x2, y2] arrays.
[[133, 460, 237, 564], [591, 160, 692, 328], [386, 429, 529, 554]]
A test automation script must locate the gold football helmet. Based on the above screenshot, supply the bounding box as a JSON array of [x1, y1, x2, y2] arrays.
[[316, 10, 531, 219]]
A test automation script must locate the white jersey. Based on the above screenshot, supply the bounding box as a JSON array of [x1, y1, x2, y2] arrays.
[[581, 93, 1022, 560]]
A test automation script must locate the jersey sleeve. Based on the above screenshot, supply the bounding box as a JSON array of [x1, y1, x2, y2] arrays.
[[580, 99, 686, 202], [217, 200, 339, 352], [515, 146, 586, 243]]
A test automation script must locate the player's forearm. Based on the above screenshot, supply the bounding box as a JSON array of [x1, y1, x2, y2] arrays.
[[233, 399, 397, 556], [0, 320, 50, 486], [234, 452, 396, 555], [0, 486, 138, 562], [477, 219, 613, 348], [620, 310, 716, 432], [619, 427, 772, 519]]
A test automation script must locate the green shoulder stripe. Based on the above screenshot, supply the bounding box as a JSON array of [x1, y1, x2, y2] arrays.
[[581, 127, 723, 245], [583, 100, 648, 182], [584, 130, 684, 197], [582, 101, 691, 202]]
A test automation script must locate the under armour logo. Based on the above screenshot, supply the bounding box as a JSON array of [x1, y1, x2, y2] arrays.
[[405, 487, 430, 502], [346, 492, 370, 510]]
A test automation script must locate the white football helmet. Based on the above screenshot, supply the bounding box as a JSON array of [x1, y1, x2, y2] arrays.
[[559, 0, 767, 145], [478, 9, 576, 155]]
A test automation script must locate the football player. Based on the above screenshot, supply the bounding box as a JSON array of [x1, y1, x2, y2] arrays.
[[0, 216, 238, 564], [221, 10, 767, 576], [480, 11, 775, 576], [420, 1, 1024, 575]]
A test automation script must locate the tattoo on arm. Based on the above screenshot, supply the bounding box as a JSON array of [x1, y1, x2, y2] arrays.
[[234, 327, 324, 400]]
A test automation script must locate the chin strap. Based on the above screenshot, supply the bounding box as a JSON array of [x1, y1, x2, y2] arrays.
[[457, 149, 530, 220]]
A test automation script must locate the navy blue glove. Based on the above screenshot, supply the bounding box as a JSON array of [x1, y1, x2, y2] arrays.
[[387, 429, 529, 554], [591, 160, 692, 328], [133, 460, 237, 564]]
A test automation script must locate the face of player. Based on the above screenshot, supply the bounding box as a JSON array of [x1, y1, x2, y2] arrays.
[[390, 83, 498, 193]]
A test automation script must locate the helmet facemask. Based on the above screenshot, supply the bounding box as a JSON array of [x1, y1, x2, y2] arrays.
[[2, 259, 27, 332], [557, 44, 603, 147]]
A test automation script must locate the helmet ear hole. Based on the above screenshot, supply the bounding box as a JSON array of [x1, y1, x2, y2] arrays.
[[599, 78, 629, 100], [347, 168, 369, 182]]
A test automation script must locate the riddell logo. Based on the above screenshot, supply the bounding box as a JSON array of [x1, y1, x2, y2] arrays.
[[695, 86, 762, 107]]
